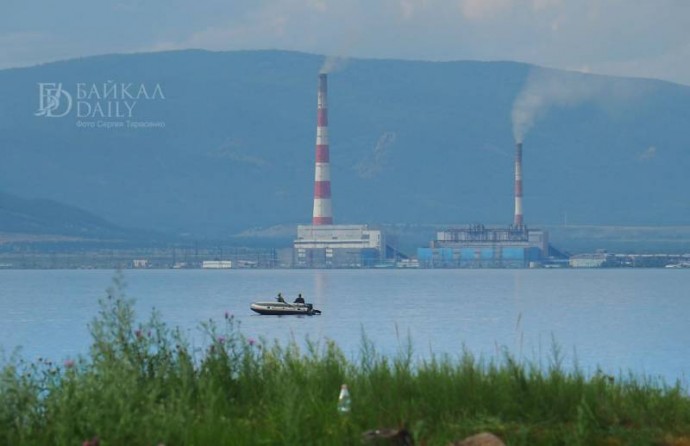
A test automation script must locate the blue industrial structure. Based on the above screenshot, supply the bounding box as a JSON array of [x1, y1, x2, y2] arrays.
[[417, 224, 548, 268]]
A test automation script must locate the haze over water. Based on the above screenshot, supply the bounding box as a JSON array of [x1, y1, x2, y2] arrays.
[[1, 269, 688, 386]]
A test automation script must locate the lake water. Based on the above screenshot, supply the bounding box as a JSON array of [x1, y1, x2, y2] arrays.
[[1, 269, 689, 385]]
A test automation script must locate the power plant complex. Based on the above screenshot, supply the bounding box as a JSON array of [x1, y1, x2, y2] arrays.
[[293, 72, 553, 268], [293, 73, 385, 267], [417, 142, 550, 268]]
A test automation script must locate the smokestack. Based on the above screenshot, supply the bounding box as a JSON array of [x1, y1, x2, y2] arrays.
[[514, 142, 524, 227], [312, 73, 333, 225]]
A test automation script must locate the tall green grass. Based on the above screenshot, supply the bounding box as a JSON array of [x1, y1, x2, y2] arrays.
[[1, 272, 690, 445]]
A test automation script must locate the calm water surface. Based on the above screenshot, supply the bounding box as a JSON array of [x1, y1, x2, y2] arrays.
[[1, 269, 688, 385]]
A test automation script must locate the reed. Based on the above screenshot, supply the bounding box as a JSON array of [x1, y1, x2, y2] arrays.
[[1, 273, 689, 445]]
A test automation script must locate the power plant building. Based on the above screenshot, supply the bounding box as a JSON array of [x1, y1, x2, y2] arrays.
[[418, 225, 548, 268], [294, 224, 385, 267], [293, 72, 387, 268]]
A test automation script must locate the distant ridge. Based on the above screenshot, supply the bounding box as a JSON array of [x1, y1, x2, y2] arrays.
[[0, 191, 133, 240], [0, 49, 688, 238]]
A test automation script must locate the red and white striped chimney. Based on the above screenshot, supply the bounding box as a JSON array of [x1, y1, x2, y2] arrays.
[[514, 142, 524, 227], [312, 73, 333, 225]]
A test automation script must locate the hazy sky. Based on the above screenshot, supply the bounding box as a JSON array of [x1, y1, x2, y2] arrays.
[[2, 0, 690, 85]]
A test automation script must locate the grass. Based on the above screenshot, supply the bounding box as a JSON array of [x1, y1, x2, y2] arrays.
[[2, 272, 690, 445]]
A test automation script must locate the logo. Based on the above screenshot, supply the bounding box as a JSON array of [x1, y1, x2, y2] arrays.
[[34, 81, 167, 129], [35, 83, 73, 118]]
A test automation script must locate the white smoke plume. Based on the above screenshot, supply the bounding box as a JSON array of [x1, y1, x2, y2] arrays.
[[319, 23, 360, 74], [320, 55, 348, 74], [511, 68, 610, 143]]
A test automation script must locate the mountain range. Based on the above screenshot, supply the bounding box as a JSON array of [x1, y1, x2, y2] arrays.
[[0, 50, 688, 241], [0, 190, 133, 242]]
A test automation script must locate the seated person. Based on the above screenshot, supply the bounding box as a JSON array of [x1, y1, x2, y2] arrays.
[[276, 292, 286, 303], [294, 293, 305, 304]]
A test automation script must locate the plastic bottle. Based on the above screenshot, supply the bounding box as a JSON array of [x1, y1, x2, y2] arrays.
[[337, 384, 351, 414]]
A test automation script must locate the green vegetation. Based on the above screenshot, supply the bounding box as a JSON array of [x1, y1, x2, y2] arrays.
[[2, 274, 690, 445]]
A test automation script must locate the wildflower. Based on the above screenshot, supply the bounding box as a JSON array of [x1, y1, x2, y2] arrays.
[[64, 359, 75, 369], [217, 336, 226, 344], [224, 311, 229, 319], [82, 436, 100, 446], [248, 338, 256, 347], [135, 329, 142, 339]]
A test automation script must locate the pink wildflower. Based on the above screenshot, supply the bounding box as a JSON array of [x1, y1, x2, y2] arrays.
[[82, 436, 100, 446]]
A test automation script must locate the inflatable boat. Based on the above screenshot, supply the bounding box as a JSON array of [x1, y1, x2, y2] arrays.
[[250, 301, 322, 316]]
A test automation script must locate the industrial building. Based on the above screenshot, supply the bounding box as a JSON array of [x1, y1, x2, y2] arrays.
[[293, 73, 387, 267], [294, 224, 384, 267], [569, 253, 610, 268], [417, 142, 553, 268], [418, 224, 548, 268]]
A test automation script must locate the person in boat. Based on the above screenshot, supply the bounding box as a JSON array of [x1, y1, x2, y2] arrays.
[[294, 293, 305, 304], [276, 292, 286, 303]]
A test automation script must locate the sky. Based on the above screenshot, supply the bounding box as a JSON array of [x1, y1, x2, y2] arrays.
[[2, 0, 690, 86]]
